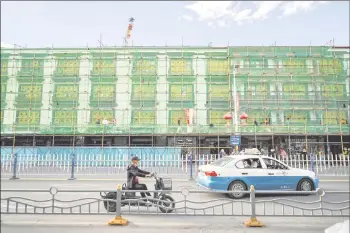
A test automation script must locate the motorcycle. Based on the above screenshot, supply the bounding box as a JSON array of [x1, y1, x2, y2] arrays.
[[100, 172, 175, 213]]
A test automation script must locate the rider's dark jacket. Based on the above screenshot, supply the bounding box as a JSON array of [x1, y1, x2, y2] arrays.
[[126, 164, 150, 189]]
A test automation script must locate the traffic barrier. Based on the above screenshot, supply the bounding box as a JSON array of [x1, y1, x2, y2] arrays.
[[1, 153, 349, 179], [68, 154, 76, 180], [108, 184, 128, 226], [189, 153, 193, 180], [9, 154, 19, 180], [244, 185, 264, 227], [1, 186, 349, 227]]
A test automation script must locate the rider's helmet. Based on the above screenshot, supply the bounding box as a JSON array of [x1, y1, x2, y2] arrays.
[[131, 156, 139, 161]]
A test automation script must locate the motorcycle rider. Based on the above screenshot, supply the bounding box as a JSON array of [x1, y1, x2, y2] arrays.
[[127, 156, 152, 198]]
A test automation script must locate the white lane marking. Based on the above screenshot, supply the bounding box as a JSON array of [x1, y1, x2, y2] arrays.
[[320, 180, 350, 182], [50, 183, 101, 188]]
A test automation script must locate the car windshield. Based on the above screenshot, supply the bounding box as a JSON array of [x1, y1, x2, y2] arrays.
[[209, 157, 234, 167]]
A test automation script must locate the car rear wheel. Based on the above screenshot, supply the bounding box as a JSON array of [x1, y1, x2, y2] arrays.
[[228, 181, 247, 199], [297, 178, 314, 191]]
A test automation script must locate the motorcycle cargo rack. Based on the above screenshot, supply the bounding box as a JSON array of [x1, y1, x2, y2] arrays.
[[160, 177, 172, 190]]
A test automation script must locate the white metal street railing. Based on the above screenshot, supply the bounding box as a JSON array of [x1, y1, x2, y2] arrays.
[[1, 185, 349, 227], [1, 153, 349, 179]]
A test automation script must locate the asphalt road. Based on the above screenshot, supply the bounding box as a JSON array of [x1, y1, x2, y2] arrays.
[[1, 177, 349, 216]]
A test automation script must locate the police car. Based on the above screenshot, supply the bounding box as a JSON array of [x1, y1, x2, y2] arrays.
[[196, 148, 319, 199]]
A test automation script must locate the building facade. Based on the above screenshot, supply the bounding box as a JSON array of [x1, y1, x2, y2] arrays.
[[1, 46, 349, 155]]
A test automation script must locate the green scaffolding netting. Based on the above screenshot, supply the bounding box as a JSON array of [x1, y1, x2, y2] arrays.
[[0, 46, 349, 135]]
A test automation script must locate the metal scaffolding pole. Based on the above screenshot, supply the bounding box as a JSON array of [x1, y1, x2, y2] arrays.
[[233, 67, 238, 133]]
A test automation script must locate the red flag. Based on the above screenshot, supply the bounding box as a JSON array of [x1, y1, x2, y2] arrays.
[[125, 18, 134, 40]]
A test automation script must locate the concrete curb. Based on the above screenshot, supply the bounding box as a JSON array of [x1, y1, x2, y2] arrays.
[[0, 219, 341, 229], [0, 178, 191, 182], [1, 221, 204, 228], [2, 215, 347, 230], [1, 221, 105, 227]]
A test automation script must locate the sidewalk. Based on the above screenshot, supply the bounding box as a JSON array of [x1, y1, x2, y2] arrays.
[[2, 215, 348, 233]]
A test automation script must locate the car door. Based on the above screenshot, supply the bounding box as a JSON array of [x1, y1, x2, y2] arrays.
[[261, 158, 290, 190], [234, 158, 269, 190]]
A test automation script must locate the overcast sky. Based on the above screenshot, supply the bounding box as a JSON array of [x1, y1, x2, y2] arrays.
[[1, 1, 349, 48]]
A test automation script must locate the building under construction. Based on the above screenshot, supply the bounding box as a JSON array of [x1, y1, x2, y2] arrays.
[[1, 45, 349, 157]]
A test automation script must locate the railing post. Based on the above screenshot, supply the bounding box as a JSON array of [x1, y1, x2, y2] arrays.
[[317, 188, 325, 215], [189, 153, 193, 180], [244, 185, 264, 227], [108, 184, 128, 226], [10, 153, 19, 180], [68, 154, 76, 180]]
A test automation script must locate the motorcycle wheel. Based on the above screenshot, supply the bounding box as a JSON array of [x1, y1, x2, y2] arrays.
[[158, 194, 175, 213], [103, 192, 117, 212]]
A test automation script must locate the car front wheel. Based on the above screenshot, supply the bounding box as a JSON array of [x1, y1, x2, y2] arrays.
[[228, 181, 247, 199], [297, 178, 314, 191]]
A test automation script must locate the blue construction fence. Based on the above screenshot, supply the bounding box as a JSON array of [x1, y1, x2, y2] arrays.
[[0, 146, 182, 167]]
